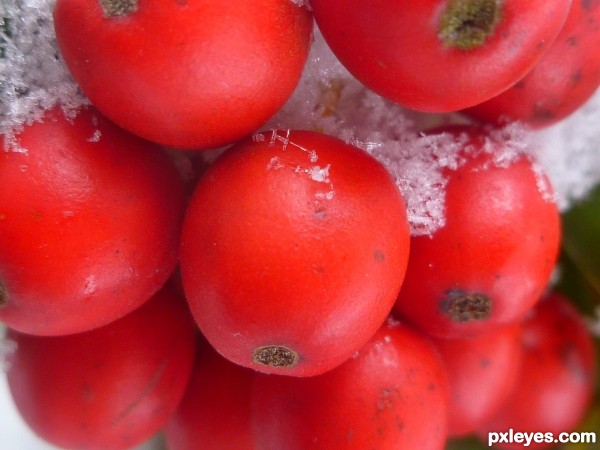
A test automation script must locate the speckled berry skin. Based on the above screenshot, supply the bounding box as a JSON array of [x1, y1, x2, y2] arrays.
[[164, 338, 255, 450], [179, 130, 411, 377], [53, 0, 313, 149], [393, 126, 561, 339], [0, 107, 186, 336], [478, 292, 597, 449], [6, 283, 197, 450], [311, 0, 572, 112], [251, 320, 450, 450], [433, 322, 523, 437], [464, 0, 600, 127]]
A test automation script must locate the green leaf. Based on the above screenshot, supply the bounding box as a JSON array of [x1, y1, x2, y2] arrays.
[[562, 183, 600, 300], [446, 435, 488, 450]]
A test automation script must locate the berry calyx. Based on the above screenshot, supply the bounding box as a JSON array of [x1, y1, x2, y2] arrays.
[[253, 346, 298, 368], [440, 289, 492, 322], [99, 0, 137, 17], [439, 0, 502, 50]]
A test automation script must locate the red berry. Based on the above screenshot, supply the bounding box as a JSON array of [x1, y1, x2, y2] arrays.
[[394, 126, 561, 338], [0, 107, 186, 335], [465, 0, 600, 127], [180, 130, 411, 376], [478, 292, 597, 449], [5, 283, 197, 450], [251, 319, 450, 450], [433, 322, 523, 436], [311, 0, 572, 112], [164, 338, 255, 450], [53, 0, 313, 149]]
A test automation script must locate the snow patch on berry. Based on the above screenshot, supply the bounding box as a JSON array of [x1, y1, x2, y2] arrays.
[[0, 0, 88, 152], [1, 6, 599, 234], [262, 129, 336, 199]]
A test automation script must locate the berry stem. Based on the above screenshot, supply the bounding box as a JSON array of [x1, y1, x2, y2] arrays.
[[99, 0, 138, 18], [439, 0, 502, 50]]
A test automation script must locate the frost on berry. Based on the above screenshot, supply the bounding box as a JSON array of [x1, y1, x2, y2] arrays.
[[0, 0, 88, 152], [440, 289, 492, 322], [2, 1, 600, 235], [253, 345, 299, 368], [439, 0, 502, 50], [99, 0, 138, 17]]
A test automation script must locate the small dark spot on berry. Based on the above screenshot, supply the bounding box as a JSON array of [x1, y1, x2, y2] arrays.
[[0, 281, 6, 308], [567, 36, 578, 47], [440, 289, 492, 322], [513, 80, 526, 89], [427, 383, 436, 391], [558, 341, 588, 382], [480, 358, 491, 368], [347, 430, 354, 443], [311, 264, 325, 274], [582, 0, 593, 10], [571, 71, 582, 84], [533, 104, 556, 120], [81, 384, 95, 403], [374, 250, 386, 262], [253, 345, 298, 368], [314, 207, 327, 219]]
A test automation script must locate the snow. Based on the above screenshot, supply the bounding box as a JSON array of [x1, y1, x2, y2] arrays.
[[2, 2, 600, 232], [4, 1, 596, 236], [3, 2, 599, 447], [0, 0, 88, 151]]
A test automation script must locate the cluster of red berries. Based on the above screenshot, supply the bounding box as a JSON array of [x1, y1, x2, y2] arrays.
[[1, 0, 599, 449]]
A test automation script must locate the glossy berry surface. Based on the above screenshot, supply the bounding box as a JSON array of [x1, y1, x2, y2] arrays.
[[0, 107, 187, 335], [180, 130, 411, 376], [465, 0, 600, 127], [164, 338, 255, 450], [251, 319, 450, 450], [311, 0, 572, 112], [53, 0, 313, 149], [433, 322, 523, 436], [478, 292, 597, 449], [6, 283, 197, 450], [394, 126, 561, 338]]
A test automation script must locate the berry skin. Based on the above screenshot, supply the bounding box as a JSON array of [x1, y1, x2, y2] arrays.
[[53, 0, 313, 149], [5, 283, 198, 450], [433, 322, 523, 436], [251, 319, 450, 450], [394, 126, 560, 339], [478, 292, 597, 449], [164, 338, 255, 450], [311, 0, 572, 112], [0, 107, 187, 335], [464, 0, 600, 127], [180, 130, 411, 376]]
